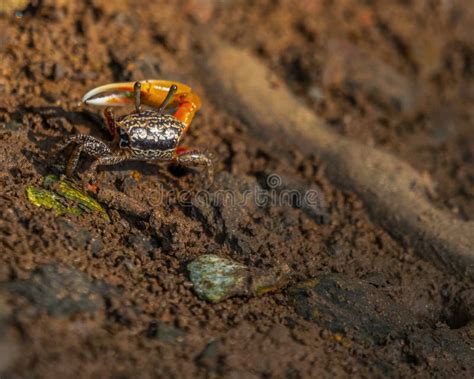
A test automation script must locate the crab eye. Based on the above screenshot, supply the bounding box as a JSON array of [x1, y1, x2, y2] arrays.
[[119, 129, 130, 148]]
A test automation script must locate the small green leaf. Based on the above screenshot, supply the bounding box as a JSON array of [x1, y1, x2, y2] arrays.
[[26, 186, 64, 215], [26, 175, 109, 221]]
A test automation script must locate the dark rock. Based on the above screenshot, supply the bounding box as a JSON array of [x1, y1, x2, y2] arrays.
[[289, 274, 417, 344], [289, 274, 474, 372], [0, 265, 107, 316], [404, 328, 474, 370]]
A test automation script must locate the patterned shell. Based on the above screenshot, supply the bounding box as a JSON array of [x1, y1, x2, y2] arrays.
[[118, 111, 185, 158]]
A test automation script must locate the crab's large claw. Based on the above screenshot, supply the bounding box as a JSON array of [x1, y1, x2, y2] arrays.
[[82, 80, 202, 129]]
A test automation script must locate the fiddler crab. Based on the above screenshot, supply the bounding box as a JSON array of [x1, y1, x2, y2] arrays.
[[54, 80, 213, 189]]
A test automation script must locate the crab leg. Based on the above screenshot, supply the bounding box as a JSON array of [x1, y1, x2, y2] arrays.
[[82, 80, 202, 131], [174, 146, 214, 189]]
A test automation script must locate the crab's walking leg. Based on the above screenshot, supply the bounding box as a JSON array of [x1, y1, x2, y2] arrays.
[[66, 145, 84, 177], [85, 150, 131, 184], [82, 80, 202, 132], [175, 147, 214, 188], [52, 134, 112, 177]]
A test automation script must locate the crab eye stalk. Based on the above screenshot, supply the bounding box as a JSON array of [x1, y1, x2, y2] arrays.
[[159, 84, 178, 114], [134, 81, 142, 113]]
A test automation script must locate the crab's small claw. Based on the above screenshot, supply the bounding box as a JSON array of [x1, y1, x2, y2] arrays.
[[82, 80, 201, 130]]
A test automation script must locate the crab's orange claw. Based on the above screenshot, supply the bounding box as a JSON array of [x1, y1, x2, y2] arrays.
[[82, 80, 202, 130]]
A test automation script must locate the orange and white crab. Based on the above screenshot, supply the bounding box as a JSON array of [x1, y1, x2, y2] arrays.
[[54, 80, 213, 187]]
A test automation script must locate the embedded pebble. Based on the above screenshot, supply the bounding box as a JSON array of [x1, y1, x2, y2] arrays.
[[188, 254, 290, 303]]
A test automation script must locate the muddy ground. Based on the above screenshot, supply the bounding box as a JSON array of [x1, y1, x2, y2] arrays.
[[0, 0, 473, 378]]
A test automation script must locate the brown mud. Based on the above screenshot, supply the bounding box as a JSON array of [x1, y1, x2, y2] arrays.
[[0, 1, 473, 378]]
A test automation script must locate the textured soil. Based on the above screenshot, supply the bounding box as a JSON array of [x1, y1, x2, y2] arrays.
[[0, 1, 473, 378]]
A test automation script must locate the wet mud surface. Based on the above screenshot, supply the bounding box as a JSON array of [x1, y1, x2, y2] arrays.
[[0, 1, 473, 378]]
